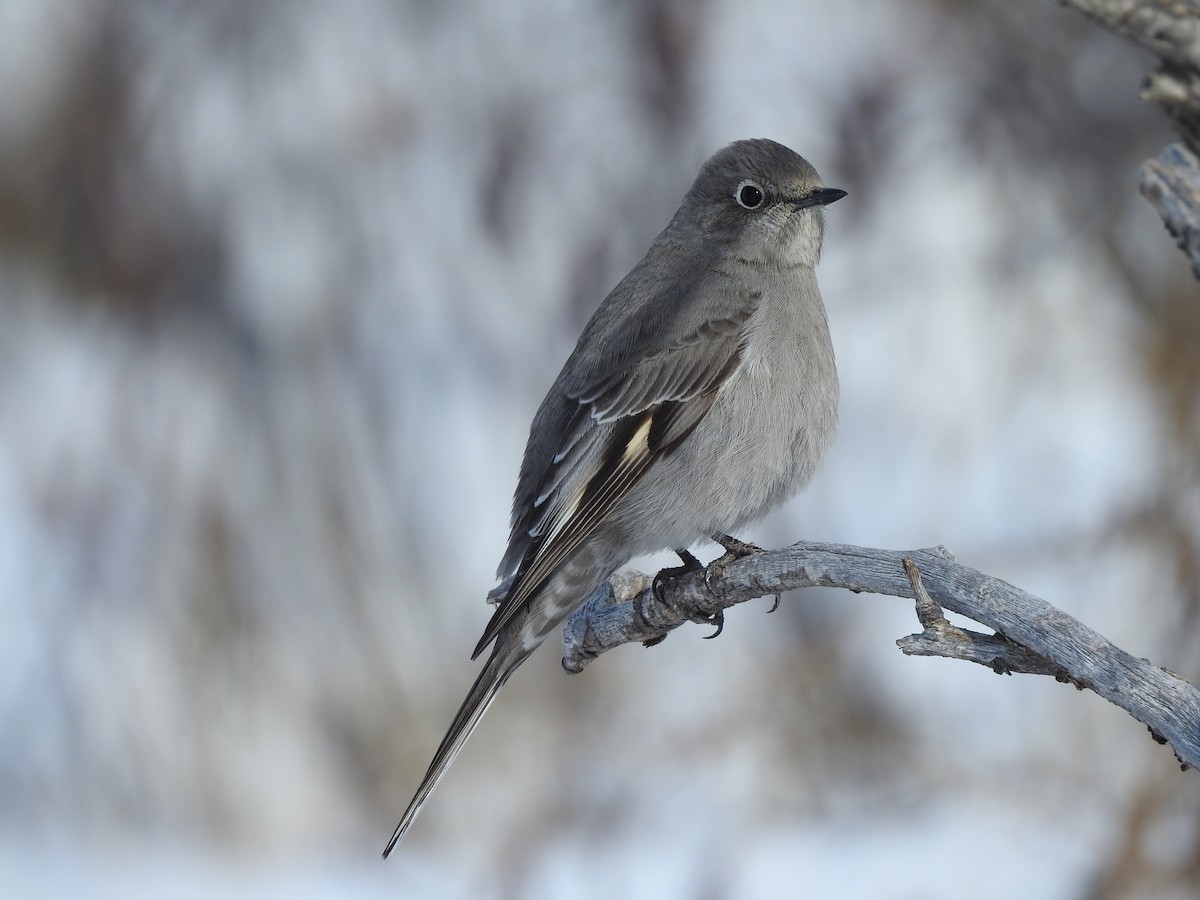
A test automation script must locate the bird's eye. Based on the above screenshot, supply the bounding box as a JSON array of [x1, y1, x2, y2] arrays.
[[735, 180, 764, 209]]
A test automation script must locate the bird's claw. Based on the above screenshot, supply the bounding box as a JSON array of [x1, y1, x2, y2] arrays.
[[702, 610, 725, 640]]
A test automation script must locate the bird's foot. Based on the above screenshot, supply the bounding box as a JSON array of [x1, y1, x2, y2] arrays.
[[691, 535, 753, 640], [709, 532, 781, 613], [644, 549, 704, 647]]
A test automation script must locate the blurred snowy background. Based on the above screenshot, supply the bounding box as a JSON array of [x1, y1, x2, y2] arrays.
[[0, 0, 1197, 897]]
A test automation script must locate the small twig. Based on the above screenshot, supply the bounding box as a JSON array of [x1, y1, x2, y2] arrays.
[[903, 557, 947, 629], [898, 557, 1072, 680]]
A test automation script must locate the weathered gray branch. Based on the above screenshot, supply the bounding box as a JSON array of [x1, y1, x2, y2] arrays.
[[561, 541, 1200, 769], [1058, 0, 1200, 277]]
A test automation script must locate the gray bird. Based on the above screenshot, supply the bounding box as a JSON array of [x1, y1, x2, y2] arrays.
[[383, 138, 844, 856]]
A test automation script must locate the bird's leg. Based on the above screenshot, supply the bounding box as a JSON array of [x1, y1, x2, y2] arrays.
[[645, 549, 705, 647], [709, 532, 781, 614], [652, 548, 704, 599]]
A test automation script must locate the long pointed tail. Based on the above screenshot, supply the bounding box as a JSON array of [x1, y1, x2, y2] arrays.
[[382, 642, 528, 857]]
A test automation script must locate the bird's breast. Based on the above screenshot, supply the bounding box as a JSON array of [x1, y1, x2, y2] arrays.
[[714, 277, 838, 510]]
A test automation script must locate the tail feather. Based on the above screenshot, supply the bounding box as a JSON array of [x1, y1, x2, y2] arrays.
[[381, 644, 526, 857]]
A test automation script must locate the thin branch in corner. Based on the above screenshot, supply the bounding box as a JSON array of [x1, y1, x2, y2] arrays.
[[1141, 144, 1200, 280], [560, 541, 1200, 770], [1059, 0, 1200, 277]]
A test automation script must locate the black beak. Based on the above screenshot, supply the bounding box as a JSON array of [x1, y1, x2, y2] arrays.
[[794, 187, 847, 210]]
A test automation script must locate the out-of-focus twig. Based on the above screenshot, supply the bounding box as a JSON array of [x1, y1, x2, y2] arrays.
[[1058, 0, 1200, 276]]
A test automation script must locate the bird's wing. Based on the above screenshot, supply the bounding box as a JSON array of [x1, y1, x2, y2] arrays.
[[473, 283, 758, 659]]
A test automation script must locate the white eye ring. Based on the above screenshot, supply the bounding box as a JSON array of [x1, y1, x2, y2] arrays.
[[735, 180, 765, 209]]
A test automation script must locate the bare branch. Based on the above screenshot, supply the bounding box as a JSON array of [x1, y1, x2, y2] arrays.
[[560, 541, 1200, 769]]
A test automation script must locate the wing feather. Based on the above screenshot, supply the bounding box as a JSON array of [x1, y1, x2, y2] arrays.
[[476, 287, 759, 659]]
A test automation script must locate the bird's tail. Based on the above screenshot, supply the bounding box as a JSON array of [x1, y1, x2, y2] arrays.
[[382, 641, 528, 857]]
